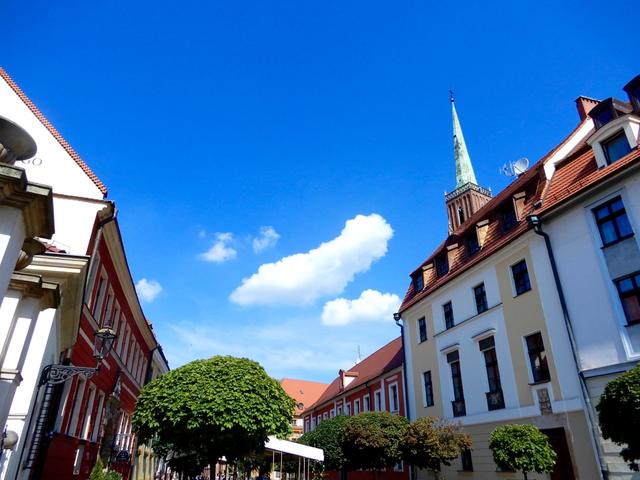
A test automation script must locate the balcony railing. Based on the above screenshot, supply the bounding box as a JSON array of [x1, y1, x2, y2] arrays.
[[451, 399, 466, 417], [486, 390, 505, 411]]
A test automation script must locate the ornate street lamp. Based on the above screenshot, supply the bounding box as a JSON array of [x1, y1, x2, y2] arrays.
[[39, 326, 117, 386]]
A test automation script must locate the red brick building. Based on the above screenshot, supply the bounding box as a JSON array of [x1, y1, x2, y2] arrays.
[[302, 337, 408, 480]]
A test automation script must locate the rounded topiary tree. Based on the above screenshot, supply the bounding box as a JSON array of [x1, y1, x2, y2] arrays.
[[400, 417, 471, 479], [342, 412, 408, 471], [597, 364, 640, 471], [489, 424, 556, 480], [299, 415, 350, 473], [133, 356, 295, 472]]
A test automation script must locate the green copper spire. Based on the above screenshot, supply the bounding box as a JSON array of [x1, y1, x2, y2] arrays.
[[451, 94, 478, 189]]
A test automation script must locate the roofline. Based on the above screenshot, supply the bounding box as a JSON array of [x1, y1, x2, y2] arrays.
[[0, 67, 108, 196]]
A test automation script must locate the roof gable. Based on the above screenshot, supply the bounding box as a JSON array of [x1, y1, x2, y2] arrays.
[[0, 67, 107, 199]]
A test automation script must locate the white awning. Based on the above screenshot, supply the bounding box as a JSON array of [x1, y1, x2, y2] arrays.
[[264, 436, 324, 462]]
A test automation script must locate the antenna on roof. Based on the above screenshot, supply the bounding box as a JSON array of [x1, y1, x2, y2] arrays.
[[500, 157, 529, 178], [356, 345, 362, 364]]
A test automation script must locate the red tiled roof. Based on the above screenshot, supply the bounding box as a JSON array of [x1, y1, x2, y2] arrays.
[[540, 145, 640, 214], [0, 67, 108, 196], [280, 378, 330, 415], [399, 119, 592, 314], [307, 337, 403, 411]]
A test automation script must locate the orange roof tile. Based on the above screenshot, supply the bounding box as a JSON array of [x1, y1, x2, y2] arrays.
[[0, 67, 108, 196], [280, 378, 330, 415]]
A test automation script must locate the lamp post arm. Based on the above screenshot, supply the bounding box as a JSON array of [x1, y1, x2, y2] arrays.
[[38, 363, 100, 387]]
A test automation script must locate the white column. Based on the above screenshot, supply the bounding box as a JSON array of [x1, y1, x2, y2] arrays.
[[0, 207, 25, 300]]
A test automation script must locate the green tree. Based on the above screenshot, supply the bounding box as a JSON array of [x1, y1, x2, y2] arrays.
[[133, 356, 295, 473], [400, 417, 471, 479], [342, 412, 408, 470], [488, 424, 556, 480], [597, 364, 640, 471], [299, 415, 350, 473], [89, 458, 105, 480]]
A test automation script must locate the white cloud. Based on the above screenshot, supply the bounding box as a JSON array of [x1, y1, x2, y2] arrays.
[[200, 232, 237, 263], [321, 289, 401, 326], [252, 226, 280, 253], [230, 214, 393, 306], [135, 278, 163, 303]]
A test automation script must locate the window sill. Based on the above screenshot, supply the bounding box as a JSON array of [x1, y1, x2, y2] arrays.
[[513, 288, 532, 298], [528, 379, 551, 386], [601, 233, 635, 249]]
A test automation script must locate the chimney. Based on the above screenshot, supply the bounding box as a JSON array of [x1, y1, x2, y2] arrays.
[[575, 96, 600, 121]]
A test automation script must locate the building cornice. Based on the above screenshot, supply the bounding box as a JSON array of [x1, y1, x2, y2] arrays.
[[9, 271, 60, 309]]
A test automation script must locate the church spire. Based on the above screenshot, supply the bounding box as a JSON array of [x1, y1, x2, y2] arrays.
[[451, 93, 478, 189]]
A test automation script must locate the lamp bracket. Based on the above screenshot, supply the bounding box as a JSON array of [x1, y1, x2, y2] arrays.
[[39, 364, 99, 386]]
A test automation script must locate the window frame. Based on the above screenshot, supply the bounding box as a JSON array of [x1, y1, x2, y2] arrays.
[[615, 272, 640, 325], [501, 205, 518, 232], [525, 332, 551, 383], [363, 394, 370, 412], [474, 283, 488, 314], [388, 382, 399, 413], [412, 273, 424, 293], [443, 301, 454, 329], [511, 260, 532, 296], [422, 371, 434, 407], [602, 130, 632, 164], [417, 316, 427, 343], [435, 253, 449, 277], [374, 389, 383, 411], [593, 196, 634, 247]]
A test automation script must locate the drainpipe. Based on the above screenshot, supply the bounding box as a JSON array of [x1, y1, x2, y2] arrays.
[[393, 313, 411, 421], [527, 215, 608, 480]]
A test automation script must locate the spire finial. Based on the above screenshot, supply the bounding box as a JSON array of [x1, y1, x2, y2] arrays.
[[449, 88, 455, 103]]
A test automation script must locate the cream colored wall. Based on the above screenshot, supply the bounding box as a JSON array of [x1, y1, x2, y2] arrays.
[[404, 299, 444, 419], [495, 247, 563, 405]]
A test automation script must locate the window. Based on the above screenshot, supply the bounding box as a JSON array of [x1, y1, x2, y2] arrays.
[[417, 317, 427, 343], [80, 384, 96, 440], [501, 205, 518, 231], [615, 273, 640, 325], [474, 283, 488, 314], [323, 412, 328, 420], [92, 392, 105, 442], [354, 399, 360, 415], [593, 106, 615, 129], [593, 196, 634, 246], [102, 292, 114, 327], [374, 390, 383, 411], [67, 377, 86, 436], [525, 332, 550, 383], [72, 446, 84, 475], [389, 383, 399, 412], [457, 207, 465, 225], [447, 351, 465, 417], [345, 403, 351, 416], [603, 131, 631, 164], [435, 253, 449, 277], [412, 273, 424, 293], [92, 275, 107, 317], [443, 302, 454, 329], [480, 337, 505, 411], [393, 461, 404, 473], [423, 371, 434, 407], [466, 231, 480, 256], [460, 450, 473, 472], [511, 260, 531, 295], [363, 394, 370, 412]]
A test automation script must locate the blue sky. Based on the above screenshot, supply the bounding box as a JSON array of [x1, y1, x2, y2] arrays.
[[5, 0, 637, 382]]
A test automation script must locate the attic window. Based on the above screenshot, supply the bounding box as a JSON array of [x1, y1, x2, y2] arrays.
[[465, 231, 480, 256], [624, 74, 640, 112], [501, 205, 518, 232], [435, 253, 449, 277], [589, 98, 632, 130], [603, 131, 632, 164], [412, 273, 424, 293]]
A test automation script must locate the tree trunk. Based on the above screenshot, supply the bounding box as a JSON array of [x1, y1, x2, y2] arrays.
[[523, 472, 528, 480]]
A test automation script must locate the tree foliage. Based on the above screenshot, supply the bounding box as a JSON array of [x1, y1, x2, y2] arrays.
[[89, 458, 105, 480], [489, 424, 556, 480], [400, 417, 471, 476], [342, 412, 408, 470], [133, 356, 295, 472], [597, 364, 640, 471], [299, 415, 350, 471]]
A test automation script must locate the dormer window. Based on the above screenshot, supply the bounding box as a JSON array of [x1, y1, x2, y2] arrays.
[[501, 205, 518, 232], [412, 273, 424, 293], [623, 74, 640, 113], [589, 98, 632, 130], [603, 131, 632, 164], [435, 253, 449, 277], [465, 231, 479, 256]]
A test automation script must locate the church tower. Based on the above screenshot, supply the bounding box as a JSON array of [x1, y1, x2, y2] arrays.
[[445, 94, 492, 232]]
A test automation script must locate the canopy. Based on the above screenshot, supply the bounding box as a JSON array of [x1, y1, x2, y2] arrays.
[[264, 436, 324, 462]]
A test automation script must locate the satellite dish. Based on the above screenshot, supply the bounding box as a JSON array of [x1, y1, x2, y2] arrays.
[[513, 157, 529, 175]]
